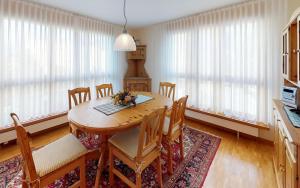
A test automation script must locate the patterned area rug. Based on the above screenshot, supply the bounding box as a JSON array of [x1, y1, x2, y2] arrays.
[[0, 127, 221, 188]]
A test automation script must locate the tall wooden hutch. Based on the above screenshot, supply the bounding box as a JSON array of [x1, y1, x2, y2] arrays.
[[124, 45, 152, 92], [273, 7, 300, 188]]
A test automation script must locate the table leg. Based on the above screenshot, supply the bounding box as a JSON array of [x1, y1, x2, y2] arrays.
[[94, 134, 109, 188]]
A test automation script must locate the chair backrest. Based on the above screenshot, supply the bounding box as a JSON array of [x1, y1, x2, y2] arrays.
[[68, 87, 91, 110], [167, 95, 189, 136], [10, 113, 38, 182], [159, 82, 176, 101], [137, 107, 167, 160], [95, 83, 113, 98]]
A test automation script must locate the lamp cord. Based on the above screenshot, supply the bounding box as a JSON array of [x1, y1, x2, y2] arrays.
[[123, 0, 127, 32]]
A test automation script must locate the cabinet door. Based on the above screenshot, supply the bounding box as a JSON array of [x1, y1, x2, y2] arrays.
[[274, 116, 280, 170], [284, 139, 297, 188], [128, 83, 148, 92], [297, 15, 300, 84], [283, 28, 289, 79], [278, 124, 287, 188]]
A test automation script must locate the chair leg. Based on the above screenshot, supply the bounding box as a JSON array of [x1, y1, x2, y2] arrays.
[[69, 123, 80, 137], [156, 156, 163, 188], [179, 131, 184, 161], [109, 147, 115, 187], [80, 158, 86, 187], [22, 170, 28, 188], [136, 172, 142, 188], [69, 123, 74, 133], [167, 142, 174, 175], [62, 175, 67, 187]]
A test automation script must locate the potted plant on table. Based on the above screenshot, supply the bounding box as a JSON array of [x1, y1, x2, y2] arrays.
[[112, 90, 137, 106]]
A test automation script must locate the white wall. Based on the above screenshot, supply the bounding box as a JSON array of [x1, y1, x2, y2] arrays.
[[288, 0, 300, 19]]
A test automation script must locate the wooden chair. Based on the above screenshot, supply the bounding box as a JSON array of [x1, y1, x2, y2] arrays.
[[95, 83, 114, 98], [68, 87, 91, 110], [159, 82, 176, 101], [162, 95, 188, 175], [109, 107, 167, 188], [68, 87, 91, 136], [10, 113, 87, 188]]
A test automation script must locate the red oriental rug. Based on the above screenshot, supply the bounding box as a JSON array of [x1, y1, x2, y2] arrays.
[[0, 127, 221, 188]]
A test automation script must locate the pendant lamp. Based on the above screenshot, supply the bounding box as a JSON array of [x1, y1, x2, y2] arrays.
[[114, 0, 136, 51]]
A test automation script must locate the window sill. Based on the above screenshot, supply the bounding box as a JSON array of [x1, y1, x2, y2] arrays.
[[0, 112, 68, 134]]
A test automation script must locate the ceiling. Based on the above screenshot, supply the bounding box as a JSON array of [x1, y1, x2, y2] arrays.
[[31, 0, 246, 28]]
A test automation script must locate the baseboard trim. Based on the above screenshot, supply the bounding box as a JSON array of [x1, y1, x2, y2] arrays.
[[186, 116, 273, 145], [187, 107, 269, 130]]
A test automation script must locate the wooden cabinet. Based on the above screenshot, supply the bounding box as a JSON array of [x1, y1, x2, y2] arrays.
[[273, 102, 299, 188], [124, 45, 151, 92], [283, 10, 300, 86], [276, 9, 300, 188], [273, 119, 298, 188]]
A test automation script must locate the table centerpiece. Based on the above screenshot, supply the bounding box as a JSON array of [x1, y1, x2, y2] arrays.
[[112, 90, 137, 106]]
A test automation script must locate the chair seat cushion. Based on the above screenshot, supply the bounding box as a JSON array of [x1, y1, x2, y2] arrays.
[[32, 134, 87, 177], [162, 117, 180, 136], [109, 128, 155, 159]]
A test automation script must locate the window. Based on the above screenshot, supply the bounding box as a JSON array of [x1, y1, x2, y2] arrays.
[[147, 0, 283, 124], [165, 19, 262, 122], [0, 2, 124, 127]]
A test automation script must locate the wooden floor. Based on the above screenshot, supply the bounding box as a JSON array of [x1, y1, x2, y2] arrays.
[[0, 120, 276, 188]]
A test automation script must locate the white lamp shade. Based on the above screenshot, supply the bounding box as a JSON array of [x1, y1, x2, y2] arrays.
[[114, 33, 136, 51]]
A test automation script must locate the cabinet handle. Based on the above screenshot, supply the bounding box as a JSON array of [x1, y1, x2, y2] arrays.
[[293, 49, 300, 53]]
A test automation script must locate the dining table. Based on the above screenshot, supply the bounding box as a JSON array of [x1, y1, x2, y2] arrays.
[[67, 92, 173, 187]]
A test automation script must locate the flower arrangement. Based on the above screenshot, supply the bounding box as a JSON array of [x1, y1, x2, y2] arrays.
[[112, 90, 137, 106]]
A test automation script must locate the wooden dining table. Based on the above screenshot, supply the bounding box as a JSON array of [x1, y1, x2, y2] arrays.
[[67, 92, 173, 187]]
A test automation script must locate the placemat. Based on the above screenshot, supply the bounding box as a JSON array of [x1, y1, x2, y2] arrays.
[[93, 95, 153, 115]]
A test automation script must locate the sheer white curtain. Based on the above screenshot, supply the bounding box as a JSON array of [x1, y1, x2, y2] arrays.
[[0, 0, 126, 127], [142, 0, 286, 124]]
